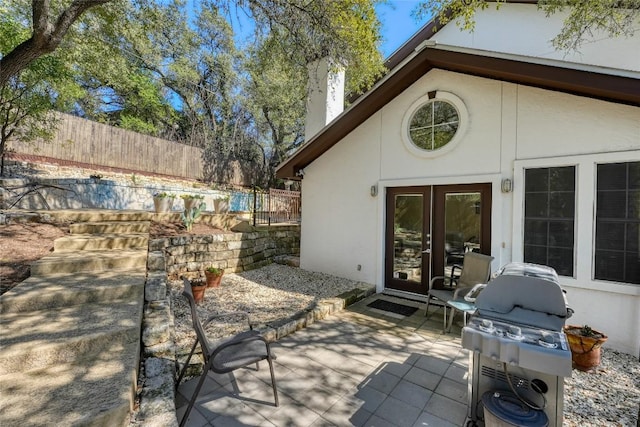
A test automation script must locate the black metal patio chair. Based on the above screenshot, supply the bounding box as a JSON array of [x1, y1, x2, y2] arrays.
[[175, 277, 279, 427]]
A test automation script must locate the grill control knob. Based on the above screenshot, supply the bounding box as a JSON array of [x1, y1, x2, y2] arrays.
[[508, 326, 521, 336], [482, 319, 493, 328]]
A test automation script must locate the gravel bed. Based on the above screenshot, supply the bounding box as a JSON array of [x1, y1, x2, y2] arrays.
[[169, 263, 373, 351], [564, 348, 639, 426], [169, 263, 639, 426]]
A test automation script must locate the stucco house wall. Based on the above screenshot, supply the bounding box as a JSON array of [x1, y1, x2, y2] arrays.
[[292, 3, 639, 356], [300, 67, 640, 355]]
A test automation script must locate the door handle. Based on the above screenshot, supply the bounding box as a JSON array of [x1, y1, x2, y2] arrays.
[[422, 249, 431, 254]]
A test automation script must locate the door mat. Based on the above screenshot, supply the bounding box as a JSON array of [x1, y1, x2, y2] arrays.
[[367, 299, 418, 317]]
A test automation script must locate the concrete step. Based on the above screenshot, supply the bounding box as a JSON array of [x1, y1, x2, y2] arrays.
[[0, 271, 146, 314], [54, 233, 149, 252], [0, 299, 143, 375], [69, 221, 151, 235], [46, 209, 154, 223], [0, 340, 139, 427], [30, 250, 148, 275]]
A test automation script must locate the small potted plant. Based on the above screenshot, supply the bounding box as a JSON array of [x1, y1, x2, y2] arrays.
[[213, 194, 230, 213], [204, 266, 224, 288], [564, 324, 608, 371], [152, 192, 175, 213], [181, 194, 205, 211], [190, 278, 207, 304]]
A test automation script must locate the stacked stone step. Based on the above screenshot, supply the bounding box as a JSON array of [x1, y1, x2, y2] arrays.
[[0, 214, 149, 427]]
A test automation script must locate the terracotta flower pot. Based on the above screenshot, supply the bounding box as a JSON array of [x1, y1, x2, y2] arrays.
[[204, 270, 224, 288], [191, 280, 207, 303], [564, 325, 608, 371]]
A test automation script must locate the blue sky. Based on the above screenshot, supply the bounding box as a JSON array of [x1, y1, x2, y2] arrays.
[[376, 1, 429, 57], [222, 0, 429, 59]]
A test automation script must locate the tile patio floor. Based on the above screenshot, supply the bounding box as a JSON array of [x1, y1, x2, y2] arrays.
[[176, 294, 471, 427]]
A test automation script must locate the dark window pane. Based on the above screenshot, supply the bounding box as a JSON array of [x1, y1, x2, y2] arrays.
[[627, 224, 639, 252], [629, 190, 640, 218], [524, 245, 547, 266], [548, 221, 574, 247], [550, 192, 575, 218], [548, 247, 574, 276], [595, 222, 625, 250], [597, 163, 627, 190], [524, 220, 548, 245], [549, 167, 575, 191], [625, 253, 640, 284], [630, 162, 640, 189], [525, 169, 548, 192], [595, 161, 640, 285], [597, 190, 627, 219], [595, 250, 625, 282], [525, 193, 548, 217], [524, 166, 575, 277]]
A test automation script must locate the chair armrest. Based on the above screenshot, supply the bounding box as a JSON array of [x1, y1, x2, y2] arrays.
[[452, 286, 472, 300], [429, 276, 446, 290]]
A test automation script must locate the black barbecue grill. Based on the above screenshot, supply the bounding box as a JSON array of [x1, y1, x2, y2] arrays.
[[461, 262, 574, 427]]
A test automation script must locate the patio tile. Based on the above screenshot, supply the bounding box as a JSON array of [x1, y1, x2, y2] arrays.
[[412, 411, 459, 427], [423, 393, 467, 426], [444, 363, 468, 384], [320, 396, 373, 427], [361, 368, 402, 395], [351, 385, 388, 413], [374, 396, 422, 427], [261, 399, 322, 426], [413, 354, 451, 376], [390, 379, 433, 409], [363, 414, 397, 427], [176, 405, 209, 427], [434, 377, 467, 404], [404, 366, 442, 390], [378, 359, 413, 379]]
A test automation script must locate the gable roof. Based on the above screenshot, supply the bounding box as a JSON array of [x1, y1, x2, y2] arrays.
[[276, 21, 640, 180]]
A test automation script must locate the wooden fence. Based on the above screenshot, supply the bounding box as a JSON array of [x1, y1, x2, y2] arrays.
[[7, 113, 250, 185]]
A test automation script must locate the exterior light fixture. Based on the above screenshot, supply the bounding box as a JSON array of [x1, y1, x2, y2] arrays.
[[501, 178, 513, 193], [370, 185, 378, 197]]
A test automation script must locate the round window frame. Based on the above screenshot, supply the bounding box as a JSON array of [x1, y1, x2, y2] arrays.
[[401, 91, 468, 158]]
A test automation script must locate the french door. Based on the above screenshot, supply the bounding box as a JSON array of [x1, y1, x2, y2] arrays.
[[385, 184, 492, 295]]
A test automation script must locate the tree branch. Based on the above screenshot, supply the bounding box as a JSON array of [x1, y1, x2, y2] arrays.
[[0, 0, 112, 87]]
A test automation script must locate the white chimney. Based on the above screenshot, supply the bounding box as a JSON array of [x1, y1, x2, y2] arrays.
[[305, 58, 345, 142]]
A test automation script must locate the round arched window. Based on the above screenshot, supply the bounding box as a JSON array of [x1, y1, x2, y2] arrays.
[[408, 100, 459, 151]]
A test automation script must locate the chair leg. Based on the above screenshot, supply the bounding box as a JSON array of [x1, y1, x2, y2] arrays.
[[443, 304, 448, 333], [446, 306, 456, 333], [424, 298, 431, 317], [176, 339, 199, 390], [179, 364, 210, 427], [267, 356, 279, 407]]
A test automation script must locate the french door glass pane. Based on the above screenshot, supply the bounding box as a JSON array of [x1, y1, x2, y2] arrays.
[[444, 192, 481, 267], [393, 195, 423, 282]]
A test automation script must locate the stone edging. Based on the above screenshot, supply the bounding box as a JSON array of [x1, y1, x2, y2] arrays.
[[137, 250, 375, 426]]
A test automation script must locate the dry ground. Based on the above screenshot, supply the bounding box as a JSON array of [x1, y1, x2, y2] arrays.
[[0, 220, 223, 295]]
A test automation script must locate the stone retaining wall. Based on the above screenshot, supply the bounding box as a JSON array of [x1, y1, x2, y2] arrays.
[[0, 176, 229, 212], [149, 226, 300, 279]]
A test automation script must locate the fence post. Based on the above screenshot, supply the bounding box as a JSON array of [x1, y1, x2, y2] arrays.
[[252, 186, 257, 227]]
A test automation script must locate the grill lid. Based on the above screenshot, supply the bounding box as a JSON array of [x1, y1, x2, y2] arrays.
[[474, 262, 572, 331]]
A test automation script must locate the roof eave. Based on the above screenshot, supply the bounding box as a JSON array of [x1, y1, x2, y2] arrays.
[[276, 49, 640, 180]]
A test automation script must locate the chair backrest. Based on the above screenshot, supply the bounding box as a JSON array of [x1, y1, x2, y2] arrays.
[[459, 252, 494, 287], [182, 278, 212, 362]]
